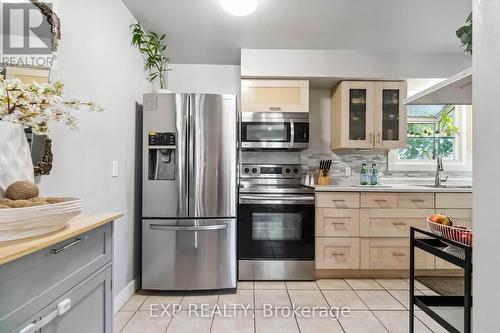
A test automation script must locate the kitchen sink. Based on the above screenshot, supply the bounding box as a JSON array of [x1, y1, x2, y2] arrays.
[[420, 184, 472, 189]]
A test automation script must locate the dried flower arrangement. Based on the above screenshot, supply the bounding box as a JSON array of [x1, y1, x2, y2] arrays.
[[0, 77, 103, 136]]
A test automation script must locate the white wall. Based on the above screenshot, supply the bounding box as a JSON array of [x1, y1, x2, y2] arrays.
[[241, 49, 471, 79], [472, 1, 500, 331], [167, 64, 240, 94], [305, 89, 332, 154], [38, 0, 149, 305]]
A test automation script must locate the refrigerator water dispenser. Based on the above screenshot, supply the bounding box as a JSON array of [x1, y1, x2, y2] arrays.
[[148, 132, 176, 180]]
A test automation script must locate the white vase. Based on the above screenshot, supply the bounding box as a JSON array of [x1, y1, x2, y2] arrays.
[[0, 122, 34, 198]]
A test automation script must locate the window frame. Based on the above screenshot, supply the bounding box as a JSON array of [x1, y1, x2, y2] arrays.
[[388, 105, 472, 172]]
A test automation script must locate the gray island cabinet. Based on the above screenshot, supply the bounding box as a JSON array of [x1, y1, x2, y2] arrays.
[[0, 213, 122, 333]]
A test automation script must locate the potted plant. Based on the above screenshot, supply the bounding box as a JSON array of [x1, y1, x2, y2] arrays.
[[131, 23, 171, 93], [0, 77, 102, 195], [456, 12, 472, 54]]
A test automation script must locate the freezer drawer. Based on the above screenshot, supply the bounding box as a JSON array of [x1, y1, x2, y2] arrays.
[[141, 219, 236, 291]]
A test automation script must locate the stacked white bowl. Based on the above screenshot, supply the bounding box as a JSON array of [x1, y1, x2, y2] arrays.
[[0, 198, 82, 241]]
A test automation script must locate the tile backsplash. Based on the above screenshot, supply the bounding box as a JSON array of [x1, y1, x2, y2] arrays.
[[300, 150, 472, 185]]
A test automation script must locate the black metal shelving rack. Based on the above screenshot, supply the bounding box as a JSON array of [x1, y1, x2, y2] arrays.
[[409, 227, 472, 333]]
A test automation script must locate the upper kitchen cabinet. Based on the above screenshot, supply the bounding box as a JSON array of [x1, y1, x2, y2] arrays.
[[331, 81, 407, 149], [331, 81, 375, 149], [241, 79, 309, 112], [375, 81, 407, 149]]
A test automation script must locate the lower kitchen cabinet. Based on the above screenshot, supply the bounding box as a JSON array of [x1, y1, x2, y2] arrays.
[[38, 267, 112, 333], [0, 222, 114, 333], [316, 208, 360, 237], [360, 238, 435, 270], [315, 191, 472, 275], [316, 237, 360, 269], [359, 209, 434, 237]]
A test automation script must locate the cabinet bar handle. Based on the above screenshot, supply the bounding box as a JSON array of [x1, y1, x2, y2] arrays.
[[392, 222, 407, 226], [331, 252, 346, 256], [269, 106, 282, 111], [392, 252, 406, 257], [410, 199, 425, 203], [51, 236, 88, 254], [374, 199, 388, 202], [369, 133, 374, 144], [330, 222, 346, 225], [377, 133, 381, 144]]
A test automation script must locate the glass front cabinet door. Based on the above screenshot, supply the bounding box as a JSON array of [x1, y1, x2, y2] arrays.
[[331, 81, 407, 149], [331, 81, 375, 149], [374, 81, 407, 149]]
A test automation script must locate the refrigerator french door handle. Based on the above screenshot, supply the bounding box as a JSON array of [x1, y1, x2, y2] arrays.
[[178, 94, 190, 217], [149, 224, 228, 231], [188, 94, 195, 216]]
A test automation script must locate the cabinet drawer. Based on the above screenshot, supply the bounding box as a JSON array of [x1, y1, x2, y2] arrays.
[[436, 209, 472, 219], [361, 193, 398, 208], [316, 238, 360, 269], [13, 266, 112, 333], [360, 238, 435, 270], [435, 258, 462, 270], [0, 224, 112, 333], [436, 193, 472, 209], [316, 193, 359, 208], [316, 209, 360, 237], [360, 209, 434, 237], [397, 193, 434, 208]]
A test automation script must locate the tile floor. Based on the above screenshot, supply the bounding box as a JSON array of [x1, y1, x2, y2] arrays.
[[114, 279, 447, 333]]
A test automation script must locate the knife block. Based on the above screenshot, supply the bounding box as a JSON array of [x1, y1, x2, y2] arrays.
[[317, 171, 332, 185]]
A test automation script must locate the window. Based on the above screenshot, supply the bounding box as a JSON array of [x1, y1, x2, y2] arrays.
[[388, 104, 472, 171]]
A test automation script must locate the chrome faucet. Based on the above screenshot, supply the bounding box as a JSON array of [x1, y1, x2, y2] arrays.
[[434, 152, 448, 187]]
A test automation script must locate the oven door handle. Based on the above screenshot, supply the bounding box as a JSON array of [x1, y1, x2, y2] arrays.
[[239, 194, 314, 205]]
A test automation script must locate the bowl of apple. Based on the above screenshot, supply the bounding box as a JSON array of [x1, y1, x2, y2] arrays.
[[427, 214, 472, 247]]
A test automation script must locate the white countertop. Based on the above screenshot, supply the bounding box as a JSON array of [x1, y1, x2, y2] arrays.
[[314, 184, 472, 193]]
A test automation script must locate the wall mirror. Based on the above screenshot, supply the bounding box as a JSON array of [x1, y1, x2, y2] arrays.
[[0, 0, 61, 176]]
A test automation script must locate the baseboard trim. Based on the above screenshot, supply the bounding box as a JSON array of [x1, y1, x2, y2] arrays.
[[114, 276, 141, 314]]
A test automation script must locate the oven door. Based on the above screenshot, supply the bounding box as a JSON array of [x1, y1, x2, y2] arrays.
[[238, 194, 315, 260], [241, 121, 292, 149]]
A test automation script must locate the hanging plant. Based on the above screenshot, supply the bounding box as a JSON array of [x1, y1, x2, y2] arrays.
[[456, 12, 472, 54], [131, 23, 170, 90]]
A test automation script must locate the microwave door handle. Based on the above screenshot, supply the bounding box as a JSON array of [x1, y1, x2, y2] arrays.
[[290, 120, 295, 148]]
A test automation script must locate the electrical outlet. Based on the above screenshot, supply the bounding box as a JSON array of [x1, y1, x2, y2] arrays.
[[112, 161, 119, 177], [345, 167, 352, 177]]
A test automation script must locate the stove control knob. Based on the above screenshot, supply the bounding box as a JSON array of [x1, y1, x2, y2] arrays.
[[285, 168, 291, 173], [252, 168, 258, 174], [293, 168, 299, 173], [244, 168, 250, 173]]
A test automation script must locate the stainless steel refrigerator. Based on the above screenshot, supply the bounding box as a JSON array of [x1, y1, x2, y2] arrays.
[[141, 93, 237, 291]]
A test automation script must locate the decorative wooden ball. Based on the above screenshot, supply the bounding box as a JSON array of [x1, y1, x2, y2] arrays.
[[4, 181, 39, 200]]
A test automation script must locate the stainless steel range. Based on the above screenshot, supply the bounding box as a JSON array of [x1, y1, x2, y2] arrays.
[[238, 164, 315, 280]]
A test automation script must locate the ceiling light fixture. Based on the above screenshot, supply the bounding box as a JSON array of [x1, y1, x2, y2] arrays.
[[220, 0, 258, 16]]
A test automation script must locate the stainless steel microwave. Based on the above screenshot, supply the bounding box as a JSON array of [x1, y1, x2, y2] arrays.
[[240, 112, 309, 150]]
